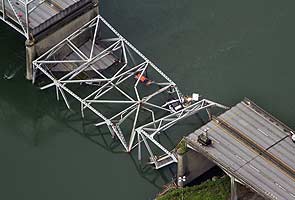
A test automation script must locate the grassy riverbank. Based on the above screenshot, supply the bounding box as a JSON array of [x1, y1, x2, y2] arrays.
[[157, 176, 230, 200]]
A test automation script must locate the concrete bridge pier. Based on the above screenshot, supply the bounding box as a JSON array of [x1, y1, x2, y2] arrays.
[[177, 150, 186, 188], [230, 176, 238, 200], [25, 40, 36, 80], [25, 0, 99, 80]]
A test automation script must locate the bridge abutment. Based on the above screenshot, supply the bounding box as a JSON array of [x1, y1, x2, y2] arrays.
[[177, 148, 216, 187]]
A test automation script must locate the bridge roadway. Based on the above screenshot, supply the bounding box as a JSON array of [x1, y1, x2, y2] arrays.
[[186, 98, 295, 200], [0, 0, 92, 37]]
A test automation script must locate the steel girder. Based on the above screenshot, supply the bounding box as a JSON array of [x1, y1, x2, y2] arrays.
[[32, 15, 227, 169]]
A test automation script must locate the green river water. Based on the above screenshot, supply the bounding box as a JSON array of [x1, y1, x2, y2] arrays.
[[0, 1, 295, 199]]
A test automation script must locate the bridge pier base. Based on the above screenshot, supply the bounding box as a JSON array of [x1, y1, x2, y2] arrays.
[[230, 176, 238, 200]]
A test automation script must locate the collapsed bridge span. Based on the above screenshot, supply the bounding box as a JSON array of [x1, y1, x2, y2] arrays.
[[32, 15, 227, 169]]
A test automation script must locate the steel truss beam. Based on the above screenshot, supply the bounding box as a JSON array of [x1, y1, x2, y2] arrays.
[[33, 15, 228, 169]]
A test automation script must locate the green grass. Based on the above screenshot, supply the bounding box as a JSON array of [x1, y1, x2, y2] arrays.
[[157, 177, 230, 200], [176, 139, 187, 155]]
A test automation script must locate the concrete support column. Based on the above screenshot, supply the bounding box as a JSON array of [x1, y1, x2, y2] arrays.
[[231, 176, 238, 200], [177, 149, 186, 188], [25, 39, 36, 80]]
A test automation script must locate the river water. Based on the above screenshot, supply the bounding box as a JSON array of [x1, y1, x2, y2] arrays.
[[0, 1, 295, 200]]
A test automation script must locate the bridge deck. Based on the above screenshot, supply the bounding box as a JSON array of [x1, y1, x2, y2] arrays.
[[51, 40, 117, 72], [0, 0, 91, 36], [186, 99, 295, 200]]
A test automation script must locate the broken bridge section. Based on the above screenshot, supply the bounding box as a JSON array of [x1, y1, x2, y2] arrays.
[[32, 15, 227, 169]]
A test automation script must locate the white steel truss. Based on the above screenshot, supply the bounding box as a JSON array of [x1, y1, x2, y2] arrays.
[[32, 15, 228, 169]]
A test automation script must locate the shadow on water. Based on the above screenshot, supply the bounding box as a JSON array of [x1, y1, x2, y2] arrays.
[[41, 100, 214, 191], [47, 106, 177, 189], [0, 75, 177, 190]]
